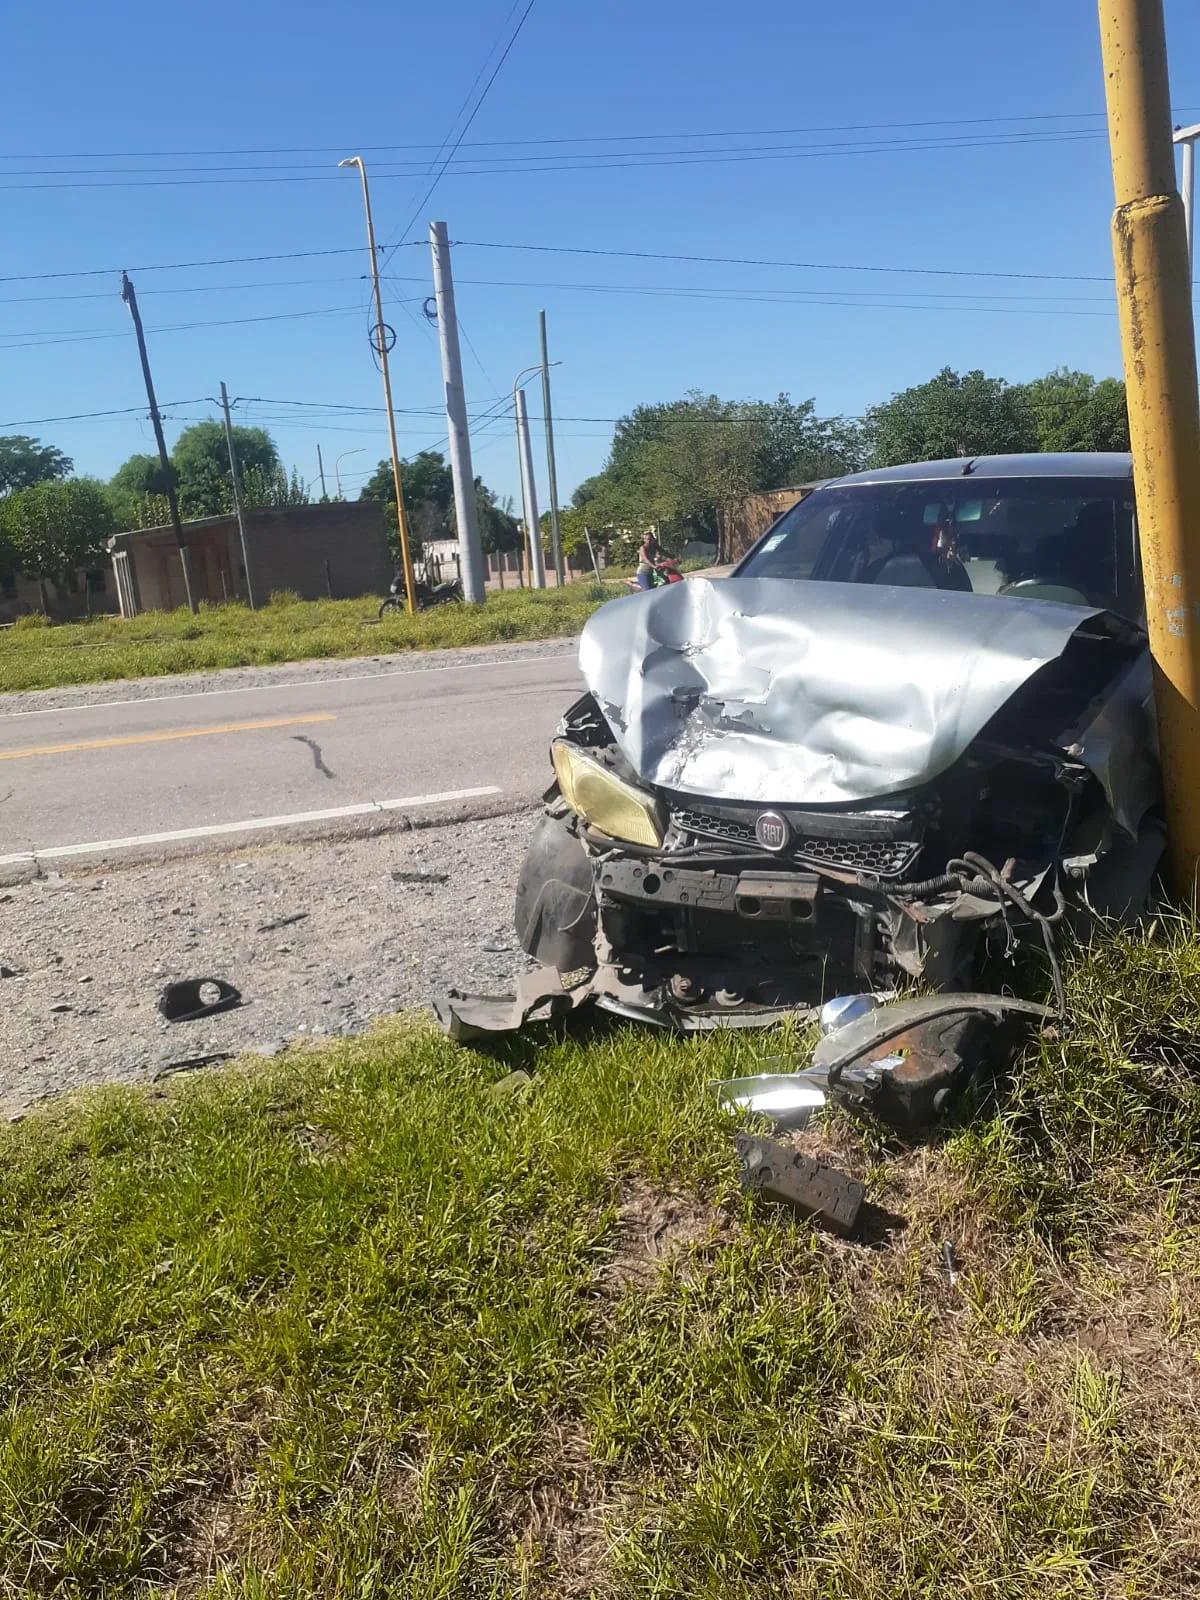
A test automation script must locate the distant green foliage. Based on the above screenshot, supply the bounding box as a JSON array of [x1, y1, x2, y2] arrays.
[[106, 423, 308, 531], [864, 366, 1039, 465], [169, 420, 281, 517], [574, 391, 863, 542], [360, 451, 518, 555], [0, 434, 73, 495], [1023, 367, 1130, 453], [0, 478, 114, 587]]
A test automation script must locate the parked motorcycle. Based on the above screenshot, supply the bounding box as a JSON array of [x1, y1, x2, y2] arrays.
[[379, 573, 464, 617], [623, 558, 683, 593]]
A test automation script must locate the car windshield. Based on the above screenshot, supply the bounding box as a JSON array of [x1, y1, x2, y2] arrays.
[[736, 476, 1136, 615]]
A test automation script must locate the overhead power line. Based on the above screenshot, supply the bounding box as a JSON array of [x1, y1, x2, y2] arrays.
[[452, 239, 1115, 284], [377, 0, 540, 272], [8, 106, 1199, 160], [0, 246, 423, 286], [0, 128, 1113, 192]]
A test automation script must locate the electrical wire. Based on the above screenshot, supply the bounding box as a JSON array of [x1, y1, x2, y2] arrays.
[[452, 239, 1115, 285], [0, 109, 1141, 160], [377, 0, 539, 272], [0, 127, 1113, 192]]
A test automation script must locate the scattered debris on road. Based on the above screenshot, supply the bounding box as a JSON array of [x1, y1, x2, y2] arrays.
[[256, 912, 310, 934]]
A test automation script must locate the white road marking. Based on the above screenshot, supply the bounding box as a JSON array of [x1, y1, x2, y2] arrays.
[[0, 785, 503, 865], [0, 650, 578, 719]]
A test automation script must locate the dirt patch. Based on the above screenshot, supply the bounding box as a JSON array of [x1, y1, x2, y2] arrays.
[[599, 1179, 727, 1296]]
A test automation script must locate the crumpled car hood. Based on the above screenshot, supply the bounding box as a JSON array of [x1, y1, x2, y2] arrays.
[[579, 577, 1109, 806]]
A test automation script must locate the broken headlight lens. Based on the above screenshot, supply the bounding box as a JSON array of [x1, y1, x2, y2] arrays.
[[551, 741, 664, 847]]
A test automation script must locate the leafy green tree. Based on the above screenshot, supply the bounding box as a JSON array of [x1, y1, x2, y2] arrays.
[[107, 429, 306, 529], [169, 420, 281, 518], [0, 435, 73, 495], [0, 478, 114, 610], [573, 392, 861, 541], [476, 481, 521, 554], [864, 367, 1037, 466], [540, 504, 592, 558], [105, 453, 169, 530], [1021, 368, 1130, 453], [361, 450, 455, 548]]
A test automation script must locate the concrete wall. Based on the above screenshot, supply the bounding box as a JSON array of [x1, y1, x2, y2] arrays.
[[0, 565, 119, 623], [715, 484, 822, 564], [115, 503, 393, 612], [246, 503, 391, 601]]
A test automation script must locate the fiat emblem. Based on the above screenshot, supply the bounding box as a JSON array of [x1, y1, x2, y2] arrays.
[[755, 811, 789, 851]]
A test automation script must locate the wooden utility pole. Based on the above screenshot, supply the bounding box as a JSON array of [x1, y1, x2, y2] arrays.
[[1098, 0, 1200, 891], [316, 443, 328, 500], [120, 272, 197, 613]]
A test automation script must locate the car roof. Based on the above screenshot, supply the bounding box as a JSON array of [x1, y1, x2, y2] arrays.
[[835, 452, 1133, 486]]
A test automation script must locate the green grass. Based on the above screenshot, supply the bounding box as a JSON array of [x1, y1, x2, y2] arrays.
[[4, 925, 1200, 1596], [0, 585, 620, 694]]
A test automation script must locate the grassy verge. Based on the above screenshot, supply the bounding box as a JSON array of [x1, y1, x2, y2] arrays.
[[4, 928, 1200, 1596], [0, 585, 619, 694]]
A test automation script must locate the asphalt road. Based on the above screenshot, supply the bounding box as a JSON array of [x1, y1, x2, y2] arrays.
[[0, 643, 582, 875]]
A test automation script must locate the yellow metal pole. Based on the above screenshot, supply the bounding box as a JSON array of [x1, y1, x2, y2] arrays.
[[340, 156, 418, 616], [1099, 0, 1200, 893]]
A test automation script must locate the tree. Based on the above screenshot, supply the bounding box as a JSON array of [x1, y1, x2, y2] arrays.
[[360, 450, 455, 550], [0, 435, 73, 495], [1021, 368, 1130, 453], [864, 367, 1037, 466], [0, 479, 114, 610], [573, 391, 862, 541], [477, 482, 521, 554], [105, 453, 169, 530], [169, 420, 281, 517]]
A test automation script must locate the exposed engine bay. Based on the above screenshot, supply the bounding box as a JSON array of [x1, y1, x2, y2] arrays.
[[440, 576, 1162, 1038]]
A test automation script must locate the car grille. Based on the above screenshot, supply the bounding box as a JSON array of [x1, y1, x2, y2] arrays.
[[671, 807, 922, 880]]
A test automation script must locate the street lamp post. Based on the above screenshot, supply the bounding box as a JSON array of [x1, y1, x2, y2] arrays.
[[335, 447, 365, 499], [1175, 123, 1200, 276], [337, 156, 417, 614], [512, 360, 563, 589], [513, 363, 544, 588]]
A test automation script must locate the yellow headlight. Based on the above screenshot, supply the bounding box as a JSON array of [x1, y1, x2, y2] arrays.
[[551, 741, 664, 847]]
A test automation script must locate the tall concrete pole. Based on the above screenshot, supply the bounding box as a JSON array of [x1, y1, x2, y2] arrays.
[[219, 382, 256, 609], [515, 387, 546, 588], [429, 221, 485, 604], [1173, 123, 1200, 274], [538, 310, 565, 586], [1099, 0, 1200, 891], [120, 272, 197, 613]]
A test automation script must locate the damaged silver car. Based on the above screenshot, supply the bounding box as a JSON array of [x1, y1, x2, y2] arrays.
[[445, 454, 1163, 1037]]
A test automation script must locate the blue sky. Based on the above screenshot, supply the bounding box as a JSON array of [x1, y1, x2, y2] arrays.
[[3, 0, 1199, 507]]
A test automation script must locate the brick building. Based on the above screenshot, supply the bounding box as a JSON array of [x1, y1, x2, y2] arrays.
[[108, 501, 392, 615]]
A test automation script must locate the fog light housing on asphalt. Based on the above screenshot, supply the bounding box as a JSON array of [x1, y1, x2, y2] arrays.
[[551, 741, 664, 848]]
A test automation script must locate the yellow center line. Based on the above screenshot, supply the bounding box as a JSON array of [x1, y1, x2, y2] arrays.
[[0, 713, 336, 762]]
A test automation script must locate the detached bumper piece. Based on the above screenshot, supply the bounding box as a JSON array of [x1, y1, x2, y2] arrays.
[[812, 993, 1051, 1133], [434, 966, 594, 1042]]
